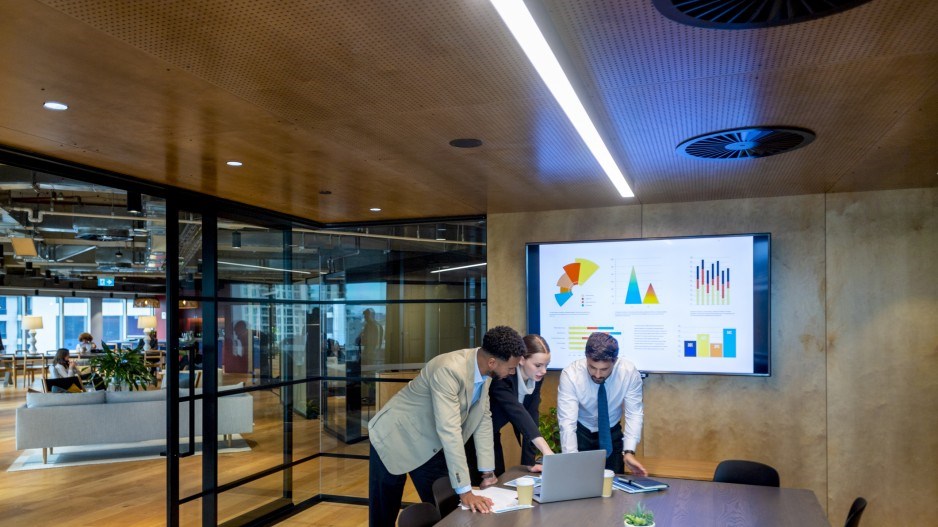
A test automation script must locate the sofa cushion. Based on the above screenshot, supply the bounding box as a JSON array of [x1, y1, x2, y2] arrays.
[[26, 390, 106, 408], [106, 389, 167, 404]]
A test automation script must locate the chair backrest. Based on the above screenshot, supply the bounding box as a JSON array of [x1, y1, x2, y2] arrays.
[[844, 497, 867, 527], [179, 370, 202, 388], [713, 459, 780, 487], [397, 502, 441, 527], [432, 476, 459, 518]]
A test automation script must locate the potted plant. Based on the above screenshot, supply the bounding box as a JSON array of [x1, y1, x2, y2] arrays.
[[623, 502, 655, 526], [538, 406, 561, 452], [89, 339, 155, 391]]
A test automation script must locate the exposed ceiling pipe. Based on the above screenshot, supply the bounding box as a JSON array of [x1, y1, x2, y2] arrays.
[[8, 209, 485, 246], [8, 206, 164, 224]]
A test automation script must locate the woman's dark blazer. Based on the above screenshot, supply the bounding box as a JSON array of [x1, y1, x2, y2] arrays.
[[489, 372, 543, 467]]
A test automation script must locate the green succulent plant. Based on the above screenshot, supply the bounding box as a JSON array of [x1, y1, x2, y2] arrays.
[[623, 502, 655, 526], [89, 339, 155, 391]]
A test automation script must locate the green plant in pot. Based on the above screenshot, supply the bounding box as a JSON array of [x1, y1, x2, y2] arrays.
[[89, 339, 155, 391], [538, 406, 561, 452], [623, 502, 655, 526]]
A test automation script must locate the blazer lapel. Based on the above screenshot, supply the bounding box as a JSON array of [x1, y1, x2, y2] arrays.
[[462, 348, 477, 414]]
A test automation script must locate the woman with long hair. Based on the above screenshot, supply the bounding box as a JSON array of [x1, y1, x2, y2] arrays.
[[50, 348, 80, 379]]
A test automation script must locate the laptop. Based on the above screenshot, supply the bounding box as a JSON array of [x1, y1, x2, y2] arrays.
[[533, 450, 606, 503]]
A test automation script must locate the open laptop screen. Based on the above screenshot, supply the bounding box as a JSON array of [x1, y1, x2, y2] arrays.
[[534, 450, 606, 503]]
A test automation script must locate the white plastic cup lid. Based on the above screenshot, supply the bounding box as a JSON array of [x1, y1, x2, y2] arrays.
[[516, 477, 535, 486], [604, 469, 615, 477]]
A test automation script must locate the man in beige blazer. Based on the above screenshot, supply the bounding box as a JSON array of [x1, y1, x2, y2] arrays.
[[368, 326, 526, 526]]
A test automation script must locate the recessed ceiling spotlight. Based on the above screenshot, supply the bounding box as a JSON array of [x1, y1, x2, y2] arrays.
[[319, 190, 332, 195], [369, 208, 381, 212], [43, 101, 68, 111], [226, 160, 243, 166], [449, 138, 483, 148]]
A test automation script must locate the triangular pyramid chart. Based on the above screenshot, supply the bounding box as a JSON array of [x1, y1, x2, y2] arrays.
[[643, 283, 659, 304], [625, 267, 643, 304]]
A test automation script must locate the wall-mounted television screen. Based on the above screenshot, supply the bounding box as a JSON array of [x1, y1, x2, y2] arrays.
[[526, 233, 770, 376]]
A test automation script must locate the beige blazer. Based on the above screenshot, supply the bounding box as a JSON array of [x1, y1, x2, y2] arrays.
[[368, 348, 495, 490]]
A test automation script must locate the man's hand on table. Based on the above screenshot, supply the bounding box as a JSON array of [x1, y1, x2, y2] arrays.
[[459, 490, 494, 513]]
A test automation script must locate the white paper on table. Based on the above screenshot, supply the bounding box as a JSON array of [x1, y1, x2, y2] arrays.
[[457, 486, 534, 513]]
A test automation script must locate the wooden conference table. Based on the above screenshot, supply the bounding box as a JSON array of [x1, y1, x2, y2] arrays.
[[437, 466, 830, 527]]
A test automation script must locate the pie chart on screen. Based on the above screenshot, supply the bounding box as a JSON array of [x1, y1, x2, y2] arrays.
[[555, 258, 599, 306]]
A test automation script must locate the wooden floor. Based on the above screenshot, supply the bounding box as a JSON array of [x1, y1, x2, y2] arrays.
[[0, 378, 711, 526], [0, 378, 397, 527]]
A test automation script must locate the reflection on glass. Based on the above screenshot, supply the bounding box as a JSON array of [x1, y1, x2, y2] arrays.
[[179, 211, 203, 298], [178, 306, 203, 373]]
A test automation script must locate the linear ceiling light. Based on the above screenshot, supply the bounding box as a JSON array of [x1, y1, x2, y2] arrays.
[[430, 262, 487, 274], [218, 260, 311, 275], [489, 0, 634, 198]]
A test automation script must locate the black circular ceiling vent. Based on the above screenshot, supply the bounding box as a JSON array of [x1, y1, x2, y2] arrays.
[[652, 0, 873, 29], [677, 127, 815, 160]]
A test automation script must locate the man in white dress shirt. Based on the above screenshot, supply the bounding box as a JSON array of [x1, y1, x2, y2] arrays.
[[557, 332, 647, 475]]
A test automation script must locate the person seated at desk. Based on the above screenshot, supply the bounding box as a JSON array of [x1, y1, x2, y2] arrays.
[[49, 348, 80, 379], [465, 333, 555, 483], [558, 332, 648, 476], [76, 332, 97, 354]]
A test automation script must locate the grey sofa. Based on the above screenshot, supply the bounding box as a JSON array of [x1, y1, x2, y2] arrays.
[[15, 385, 254, 463]]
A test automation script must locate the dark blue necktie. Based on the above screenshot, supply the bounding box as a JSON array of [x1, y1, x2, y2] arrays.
[[597, 382, 612, 457]]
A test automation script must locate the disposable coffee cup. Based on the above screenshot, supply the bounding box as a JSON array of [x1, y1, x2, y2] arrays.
[[602, 469, 615, 497], [516, 477, 535, 506]]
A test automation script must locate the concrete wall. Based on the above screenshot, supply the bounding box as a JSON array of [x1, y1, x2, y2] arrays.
[[487, 187, 937, 526]]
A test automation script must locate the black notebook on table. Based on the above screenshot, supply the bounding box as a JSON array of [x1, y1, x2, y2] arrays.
[[613, 476, 669, 493]]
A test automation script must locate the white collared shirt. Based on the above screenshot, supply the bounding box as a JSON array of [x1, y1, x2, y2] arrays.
[[516, 368, 535, 403], [456, 349, 492, 495], [557, 357, 644, 453]]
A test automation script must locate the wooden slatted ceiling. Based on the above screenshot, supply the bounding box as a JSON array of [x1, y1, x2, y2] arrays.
[[0, 0, 934, 223]]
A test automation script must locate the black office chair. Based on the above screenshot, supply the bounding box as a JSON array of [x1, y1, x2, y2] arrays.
[[432, 476, 459, 517], [713, 459, 780, 487], [397, 502, 441, 527], [844, 497, 867, 527]]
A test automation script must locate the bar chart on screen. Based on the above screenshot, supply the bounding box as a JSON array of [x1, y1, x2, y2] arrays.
[[693, 258, 731, 306], [568, 325, 622, 348], [683, 328, 737, 358]]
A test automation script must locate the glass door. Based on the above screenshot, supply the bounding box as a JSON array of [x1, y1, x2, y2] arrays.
[[168, 204, 306, 526]]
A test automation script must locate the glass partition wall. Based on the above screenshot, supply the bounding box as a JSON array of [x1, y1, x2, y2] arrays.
[[1, 154, 485, 527], [168, 209, 486, 525]]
